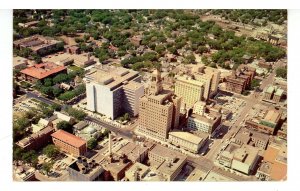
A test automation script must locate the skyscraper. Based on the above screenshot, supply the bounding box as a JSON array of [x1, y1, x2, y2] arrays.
[[175, 64, 220, 110], [175, 75, 205, 109], [138, 69, 181, 141], [86, 66, 144, 119]]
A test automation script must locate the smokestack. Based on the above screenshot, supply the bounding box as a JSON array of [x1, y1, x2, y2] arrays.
[[109, 133, 112, 156], [83, 158, 88, 167]]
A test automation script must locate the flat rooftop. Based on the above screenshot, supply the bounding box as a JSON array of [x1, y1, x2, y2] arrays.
[[68, 157, 102, 177], [115, 142, 149, 162], [204, 171, 234, 182], [266, 86, 275, 94], [20, 62, 66, 79], [176, 75, 205, 87], [149, 145, 187, 177], [51, 130, 86, 148], [186, 168, 207, 181], [123, 81, 143, 91], [223, 143, 260, 165], [100, 155, 131, 174], [14, 35, 60, 50], [263, 143, 287, 181], [169, 131, 204, 145], [190, 111, 221, 125], [86, 66, 139, 90], [275, 88, 284, 96], [13, 56, 28, 67], [141, 89, 175, 106], [263, 109, 282, 124]]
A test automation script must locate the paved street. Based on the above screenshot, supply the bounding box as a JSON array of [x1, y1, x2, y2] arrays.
[[204, 60, 285, 162], [187, 156, 214, 172], [26, 91, 58, 106], [85, 116, 133, 139]]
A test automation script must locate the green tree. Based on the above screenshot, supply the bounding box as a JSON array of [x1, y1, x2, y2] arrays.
[[102, 129, 110, 138], [42, 107, 54, 117], [155, 44, 165, 55], [52, 87, 63, 97], [124, 113, 130, 121], [18, 48, 32, 58], [44, 79, 53, 87], [42, 144, 59, 158], [197, 46, 209, 54], [57, 121, 73, 133], [42, 162, 53, 176], [13, 145, 24, 161], [250, 79, 261, 90], [66, 107, 87, 121], [21, 150, 38, 166], [276, 67, 287, 79], [40, 86, 53, 97], [185, 54, 196, 64], [50, 103, 61, 111], [87, 138, 98, 150], [53, 73, 70, 84], [32, 54, 42, 63]]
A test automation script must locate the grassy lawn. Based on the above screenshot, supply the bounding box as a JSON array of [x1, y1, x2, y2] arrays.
[[68, 65, 84, 73]]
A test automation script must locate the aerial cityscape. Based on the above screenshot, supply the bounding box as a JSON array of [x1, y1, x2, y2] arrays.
[[12, 9, 287, 182]]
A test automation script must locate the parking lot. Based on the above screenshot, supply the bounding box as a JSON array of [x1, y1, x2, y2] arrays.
[[37, 154, 76, 179], [13, 98, 41, 113]]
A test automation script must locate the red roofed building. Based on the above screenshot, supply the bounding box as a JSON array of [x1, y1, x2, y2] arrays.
[[51, 130, 87, 157], [20, 62, 67, 83]]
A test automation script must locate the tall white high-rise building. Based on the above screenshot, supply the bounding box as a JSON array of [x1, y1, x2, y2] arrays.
[[86, 66, 144, 119]]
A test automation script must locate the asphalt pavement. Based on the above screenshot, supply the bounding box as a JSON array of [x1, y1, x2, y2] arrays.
[[26, 91, 57, 105], [85, 116, 133, 139]]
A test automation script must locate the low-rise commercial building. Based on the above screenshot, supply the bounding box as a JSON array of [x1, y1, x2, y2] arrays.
[[18, 21, 39, 28], [277, 121, 287, 140], [246, 109, 282, 135], [100, 154, 132, 181], [51, 130, 87, 157], [13, 56, 28, 70], [259, 109, 282, 133], [49, 111, 76, 130], [115, 142, 150, 163], [76, 125, 100, 142], [16, 126, 55, 151], [148, 144, 187, 181], [263, 85, 284, 103], [65, 45, 81, 54], [13, 35, 62, 56], [13, 164, 36, 181], [226, 65, 256, 94], [31, 118, 52, 133], [258, 141, 287, 181], [186, 168, 207, 181], [125, 162, 167, 181], [187, 110, 221, 134], [20, 62, 67, 83], [218, 143, 261, 175], [67, 157, 104, 181], [168, 131, 208, 153], [233, 128, 269, 150], [256, 161, 272, 181]]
